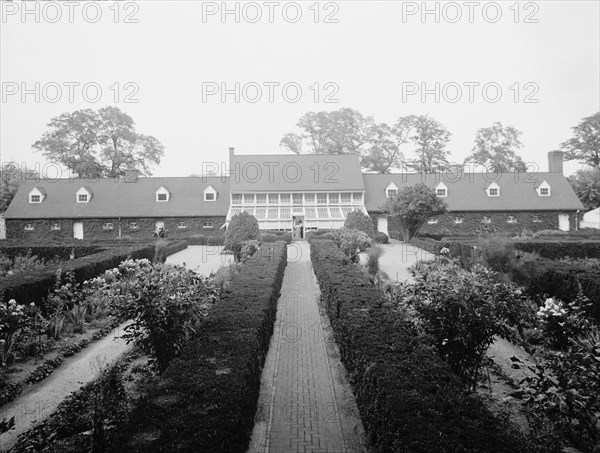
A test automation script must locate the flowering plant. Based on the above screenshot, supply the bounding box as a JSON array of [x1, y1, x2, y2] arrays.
[[537, 292, 592, 350]]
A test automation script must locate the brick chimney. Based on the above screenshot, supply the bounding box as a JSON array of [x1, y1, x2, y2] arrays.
[[548, 150, 564, 174]]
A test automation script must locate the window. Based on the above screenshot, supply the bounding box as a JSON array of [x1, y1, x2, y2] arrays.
[[268, 193, 279, 204], [268, 208, 278, 220], [292, 206, 303, 214], [256, 194, 267, 204], [436, 189, 446, 197], [293, 193, 303, 205], [279, 207, 291, 219], [304, 193, 315, 204], [242, 206, 255, 215], [488, 188, 499, 196], [353, 192, 363, 203], [481, 216, 491, 224], [454, 217, 463, 224], [305, 207, 316, 219], [486, 182, 500, 197], [204, 192, 215, 201], [341, 193, 351, 204], [50, 223, 61, 230], [532, 215, 542, 223], [328, 193, 339, 204], [317, 207, 329, 219], [30, 195, 41, 203], [230, 207, 242, 217], [280, 193, 291, 204], [203, 222, 214, 229], [540, 188, 549, 196], [78, 194, 88, 202], [341, 206, 354, 217], [317, 193, 327, 204], [329, 207, 342, 219], [177, 221, 187, 229], [103, 223, 114, 230], [244, 194, 255, 204], [386, 189, 397, 198], [129, 222, 139, 229], [232, 194, 242, 205], [427, 218, 438, 224], [255, 207, 267, 220], [157, 193, 168, 201], [507, 216, 517, 224], [24, 223, 34, 231], [536, 181, 551, 196]]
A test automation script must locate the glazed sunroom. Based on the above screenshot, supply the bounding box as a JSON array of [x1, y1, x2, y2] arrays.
[[225, 191, 368, 231]]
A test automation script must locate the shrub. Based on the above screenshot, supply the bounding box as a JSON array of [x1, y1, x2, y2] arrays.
[[513, 239, 600, 259], [261, 233, 292, 244], [343, 210, 375, 238], [109, 264, 219, 373], [477, 235, 517, 273], [239, 240, 260, 263], [108, 243, 288, 453], [331, 228, 372, 263], [308, 239, 538, 453], [224, 212, 260, 252], [152, 240, 168, 264], [374, 231, 388, 244], [365, 246, 382, 277]]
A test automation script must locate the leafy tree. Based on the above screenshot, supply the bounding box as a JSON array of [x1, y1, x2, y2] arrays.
[[382, 183, 448, 241], [33, 109, 103, 178], [343, 210, 375, 238], [224, 212, 261, 255], [361, 119, 411, 173], [0, 163, 39, 212], [406, 114, 451, 172], [284, 108, 375, 155], [466, 122, 526, 172], [568, 169, 600, 209], [561, 112, 600, 169]]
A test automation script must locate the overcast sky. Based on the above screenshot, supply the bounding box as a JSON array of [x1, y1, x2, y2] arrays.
[[1, 1, 599, 178]]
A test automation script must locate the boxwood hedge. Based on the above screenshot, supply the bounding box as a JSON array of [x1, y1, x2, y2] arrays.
[[108, 242, 288, 453]]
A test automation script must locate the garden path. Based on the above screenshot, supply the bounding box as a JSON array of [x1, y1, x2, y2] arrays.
[[359, 239, 435, 282], [0, 322, 131, 450], [248, 241, 367, 453], [166, 245, 234, 276]]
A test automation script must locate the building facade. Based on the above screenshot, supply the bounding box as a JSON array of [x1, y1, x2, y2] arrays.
[[3, 149, 584, 240]]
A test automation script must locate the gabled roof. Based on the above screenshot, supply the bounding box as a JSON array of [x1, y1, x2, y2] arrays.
[[230, 153, 364, 192], [5, 177, 230, 219], [363, 172, 584, 212], [29, 187, 46, 195]]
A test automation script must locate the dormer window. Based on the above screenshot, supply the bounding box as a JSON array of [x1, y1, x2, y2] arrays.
[[486, 182, 500, 197], [204, 185, 217, 202], [536, 181, 551, 196], [155, 186, 170, 202], [76, 186, 92, 203], [435, 182, 448, 197], [385, 182, 399, 198], [28, 187, 45, 203]]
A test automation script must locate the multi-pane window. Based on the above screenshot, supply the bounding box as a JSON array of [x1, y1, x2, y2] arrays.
[[232, 194, 242, 205], [317, 193, 327, 204], [386, 189, 397, 198], [157, 193, 168, 201], [255, 207, 267, 220], [268, 208, 278, 220], [268, 193, 279, 204], [436, 189, 447, 197], [305, 207, 316, 219], [177, 221, 188, 229], [205, 192, 215, 201], [481, 216, 492, 224], [532, 215, 542, 223], [427, 218, 438, 224], [292, 206, 304, 214], [256, 194, 267, 204], [103, 223, 114, 230], [488, 188, 499, 197], [317, 207, 329, 219], [78, 194, 88, 202], [304, 193, 315, 204], [244, 194, 255, 204], [507, 216, 517, 224], [328, 193, 339, 204], [330, 207, 342, 219], [129, 222, 139, 229], [280, 207, 291, 219], [341, 193, 351, 204], [353, 193, 363, 203], [454, 217, 463, 224], [280, 193, 291, 204], [24, 224, 34, 231], [341, 206, 354, 217], [540, 188, 549, 196], [293, 193, 303, 205], [30, 195, 41, 203], [230, 207, 242, 216], [203, 222, 214, 229], [243, 207, 255, 215], [50, 223, 61, 230]]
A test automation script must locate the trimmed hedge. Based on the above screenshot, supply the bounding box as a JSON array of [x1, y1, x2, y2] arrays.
[[186, 234, 225, 246], [108, 242, 288, 453], [409, 236, 442, 254], [0, 245, 102, 261], [374, 232, 388, 244], [164, 240, 188, 256], [513, 239, 600, 259], [309, 239, 536, 453], [261, 232, 292, 244], [2, 245, 154, 313]]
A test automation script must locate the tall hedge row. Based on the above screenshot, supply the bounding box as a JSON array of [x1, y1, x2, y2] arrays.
[[108, 242, 288, 453], [309, 238, 535, 453], [513, 239, 600, 259]]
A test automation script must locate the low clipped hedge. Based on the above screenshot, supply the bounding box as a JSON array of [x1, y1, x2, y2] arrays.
[[410, 236, 442, 254], [164, 240, 188, 256], [2, 245, 154, 313], [0, 245, 103, 261], [261, 232, 292, 244], [513, 239, 600, 259], [186, 234, 225, 246], [309, 238, 536, 453], [108, 242, 288, 453]]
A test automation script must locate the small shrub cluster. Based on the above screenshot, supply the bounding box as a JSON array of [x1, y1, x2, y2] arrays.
[[108, 242, 288, 453], [309, 239, 537, 453]]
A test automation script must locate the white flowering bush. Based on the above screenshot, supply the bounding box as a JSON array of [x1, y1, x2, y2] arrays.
[[0, 300, 33, 366], [536, 293, 592, 350]]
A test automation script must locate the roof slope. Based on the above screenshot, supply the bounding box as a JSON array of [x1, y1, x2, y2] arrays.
[[230, 153, 364, 192], [363, 172, 584, 212], [4, 176, 230, 219]]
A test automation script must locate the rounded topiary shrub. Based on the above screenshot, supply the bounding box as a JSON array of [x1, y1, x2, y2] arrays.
[[344, 210, 375, 239], [224, 212, 261, 253], [375, 232, 389, 244]]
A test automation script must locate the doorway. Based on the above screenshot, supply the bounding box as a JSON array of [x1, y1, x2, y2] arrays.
[[558, 214, 570, 231], [73, 221, 84, 239], [292, 216, 305, 240]]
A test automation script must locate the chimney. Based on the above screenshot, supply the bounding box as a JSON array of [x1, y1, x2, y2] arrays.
[[124, 168, 139, 183], [548, 150, 564, 174]]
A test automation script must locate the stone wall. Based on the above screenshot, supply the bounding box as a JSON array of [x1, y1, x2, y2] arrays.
[[5, 217, 226, 240]]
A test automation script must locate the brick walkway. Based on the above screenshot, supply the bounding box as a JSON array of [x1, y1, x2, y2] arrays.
[[254, 241, 352, 453]]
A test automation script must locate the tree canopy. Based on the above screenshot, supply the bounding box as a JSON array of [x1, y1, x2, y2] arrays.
[[382, 183, 448, 241], [561, 112, 600, 169], [466, 122, 526, 172], [33, 107, 164, 178], [405, 114, 451, 173], [568, 169, 600, 210], [1, 163, 39, 212]]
